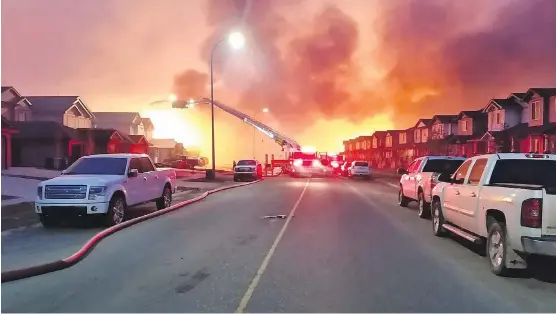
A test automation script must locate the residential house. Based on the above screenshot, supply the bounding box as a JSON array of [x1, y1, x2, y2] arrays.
[[449, 110, 486, 156], [396, 127, 415, 168], [478, 96, 525, 153], [1, 86, 33, 122], [522, 88, 556, 153], [429, 115, 458, 156], [78, 128, 133, 155], [353, 135, 372, 161], [127, 135, 151, 154], [343, 139, 355, 161], [93, 112, 146, 136], [149, 138, 184, 163], [384, 130, 400, 168], [412, 119, 433, 157], [370, 131, 387, 168], [1, 116, 18, 169]]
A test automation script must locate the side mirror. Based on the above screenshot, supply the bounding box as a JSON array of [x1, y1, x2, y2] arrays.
[[437, 172, 452, 183], [128, 169, 139, 178], [397, 168, 408, 175]]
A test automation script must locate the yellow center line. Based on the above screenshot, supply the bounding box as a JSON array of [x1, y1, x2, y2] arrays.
[[235, 179, 310, 313]]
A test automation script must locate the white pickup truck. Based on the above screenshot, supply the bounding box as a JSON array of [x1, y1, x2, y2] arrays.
[[35, 154, 177, 227], [431, 153, 556, 276], [397, 156, 466, 218]]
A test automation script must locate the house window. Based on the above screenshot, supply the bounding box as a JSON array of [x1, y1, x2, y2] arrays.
[[422, 129, 428, 142], [433, 124, 443, 138], [16, 111, 26, 121], [399, 133, 406, 144], [386, 135, 392, 147], [496, 111, 502, 124], [462, 120, 468, 132], [373, 138, 377, 148], [531, 101, 541, 120], [414, 129, 421, 143], [531, 137, 540, 153]]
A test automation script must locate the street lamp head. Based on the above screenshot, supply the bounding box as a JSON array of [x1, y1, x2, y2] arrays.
[[228, 31, 245, 50], [262, 108, 269, 113], [168, 94, 177, 102]]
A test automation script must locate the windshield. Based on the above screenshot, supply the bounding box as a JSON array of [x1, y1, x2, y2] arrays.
[[490, 160, 556, 187], [292, 152, 317, 160], [64, 157, 128, 175], [354, 162, 368, 167], [422, 159, 465, 174], [237, 160, 256, 166]]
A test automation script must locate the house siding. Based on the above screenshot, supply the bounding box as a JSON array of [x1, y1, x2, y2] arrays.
[[12, 139, 64, 168], [458, 118, 473, 135], [33, 114, 63, 124]]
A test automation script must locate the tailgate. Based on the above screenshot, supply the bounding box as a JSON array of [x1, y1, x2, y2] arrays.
[[542, 191, 556, 236]]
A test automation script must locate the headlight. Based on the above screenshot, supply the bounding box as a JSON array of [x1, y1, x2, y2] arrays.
[[37, 186, 43, 200], [312, 159, 321, 167], [88, 186, 107, 200], [293, 159, 303, 167]]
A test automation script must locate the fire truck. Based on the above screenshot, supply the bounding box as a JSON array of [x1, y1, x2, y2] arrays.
[[317, 152, 345, 175]]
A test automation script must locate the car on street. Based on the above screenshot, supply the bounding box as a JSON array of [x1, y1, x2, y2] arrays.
[[397, 156, 466, 218], [234, 159, 262, 181], [431, 153, 556, 276], [348, 161, 372, 179], [35, 154, 177, 227], [290, 152, 327, 178]]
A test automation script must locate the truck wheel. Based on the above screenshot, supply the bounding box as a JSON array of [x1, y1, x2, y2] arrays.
[[432, 199, 447, 237], [418, 191, 431, 219], [233, 176, 239, 182], [487, 219, 512, 276], [39, 215, 58, 228], [156, 185, 172, 210], [398, 188, 410, 207], [104, 195, 126, 226]]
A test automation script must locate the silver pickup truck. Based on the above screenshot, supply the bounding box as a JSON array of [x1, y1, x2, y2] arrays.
[[397, 156, 466, 218]]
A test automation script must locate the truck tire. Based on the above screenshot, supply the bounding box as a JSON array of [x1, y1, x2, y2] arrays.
[[418, 191, 431, 219], [432, 199, 447, 237], [39, 215, 58, 228], [156, 185, 172, 210], [104, 195, 126, 226], [486, 218, 512, 276], [398, 187, 410, 207]]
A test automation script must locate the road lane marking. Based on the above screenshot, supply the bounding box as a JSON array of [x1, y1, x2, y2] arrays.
[[384, 182, 398, 189], [235, 179, 310, 313]]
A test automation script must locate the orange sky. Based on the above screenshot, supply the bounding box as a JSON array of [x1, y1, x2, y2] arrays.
[[2, 0, 556, 163]]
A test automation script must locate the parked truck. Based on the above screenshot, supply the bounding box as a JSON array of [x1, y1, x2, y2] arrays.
[[35, 154, 177, 227], [397, 156, 466, 218], [431, 153, 556, 275]]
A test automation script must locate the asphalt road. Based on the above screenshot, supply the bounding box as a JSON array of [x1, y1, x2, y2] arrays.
[[2, 176, 555, 312]]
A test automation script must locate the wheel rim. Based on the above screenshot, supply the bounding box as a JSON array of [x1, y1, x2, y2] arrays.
[[418, 195, 424, 215], [433, 205, 440, 232], [164, 188, 172, 207], [489, 230, 504, 268], [112, 199, 124, 224], [398, 190, 403, 204]]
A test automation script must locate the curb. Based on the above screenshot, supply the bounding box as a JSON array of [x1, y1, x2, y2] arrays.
[[1, 179, 263, 283]]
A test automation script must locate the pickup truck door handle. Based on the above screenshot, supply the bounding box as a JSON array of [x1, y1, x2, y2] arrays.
[[470, 192, 477, 197], [454, 190, 460, 195], [154, 175, 159, 179], [143, 177, 147, 181]]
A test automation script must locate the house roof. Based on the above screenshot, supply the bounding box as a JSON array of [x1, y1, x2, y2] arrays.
[[1, 86, 30, 106], [93, 112, 141, 124], [508, 92, 526, 100], [487, 98, 523, 111], [12, 121, 78, 140], [77, 128, 131, 143], [414, 118, 433, 128], [141, 118, 154, 129], [128, 134, 150, 144], [524, 88, 556, 101], [457, 110, 484, 120], [150, 138, 178, 149], [432, 115, 458, 124], [372, 131, 388, 138], [25, 96, 94, 118], [1, 86, 12, 93], [386, 130, 401, 135]]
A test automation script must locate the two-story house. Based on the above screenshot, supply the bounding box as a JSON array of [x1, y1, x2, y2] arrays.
[[370, 131, 387, 168], [522, 88, 556, 153], [93, 112, 153, 154], [479, 97, 525, 153], [448, 110, 487, 156], [428, 115, 458, 155], [396, 127, 415, 168], [12, 96, 97, 168], [353, 135, 372, 161], [384, 130, 401, 168], [412, 118, 432, 157]]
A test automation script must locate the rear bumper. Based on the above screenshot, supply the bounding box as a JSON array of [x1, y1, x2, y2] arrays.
[[521, 236, 556, 256], [292, 167, 327, 176], [351, 172, 371, 177], [234, 172, 258, 178]]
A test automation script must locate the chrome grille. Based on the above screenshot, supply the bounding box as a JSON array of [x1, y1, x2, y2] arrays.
[[45, 185, 87, 200]]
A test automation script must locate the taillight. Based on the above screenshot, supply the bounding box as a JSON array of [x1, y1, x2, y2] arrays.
[[521, 198, 543, 228], [312, 159, 321, 167]]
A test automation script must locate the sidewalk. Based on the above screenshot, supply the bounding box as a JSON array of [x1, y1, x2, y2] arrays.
[[2, 167, 61, 181]]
